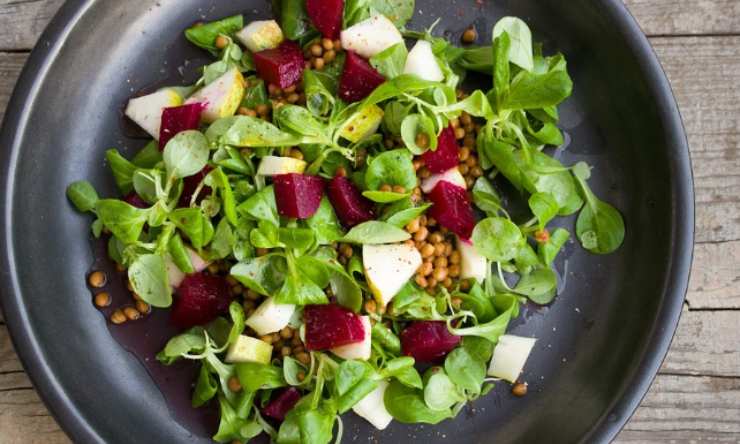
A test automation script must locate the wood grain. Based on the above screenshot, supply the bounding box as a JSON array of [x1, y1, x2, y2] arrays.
[[0, 0, 63, 51]]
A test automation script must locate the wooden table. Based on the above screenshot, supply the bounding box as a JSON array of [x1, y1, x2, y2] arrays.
[[0, 1, 738, 443]]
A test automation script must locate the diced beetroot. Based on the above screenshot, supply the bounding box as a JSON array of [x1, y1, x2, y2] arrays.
[[273, 174, 325, 219], [124, 192, 149, 209], [326, 175, 374, 227], [401, 321, 461, 363], [428, 181, 476, 240], [339, 51, 385, 103], [262, 388, 302, 422], [306, 0, 344, 40], [421, 126, 460, 174], [178, 165, 213, 208], [253, 41, 305, 89], [171, 272, 232, 329], [304, 304, 365, 350], [159, 103, 205, 150]]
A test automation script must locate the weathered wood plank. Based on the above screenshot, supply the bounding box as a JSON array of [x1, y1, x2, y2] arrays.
[[0, 52, 26, 122], [0, 0, 63, 51], [624, 0, 740, 36], [652, 36, 740, 244], [0, 386, 69, 444], [688, 241, 740, 309], [0, 1, 737, 52], [618, 374, 740, 443]]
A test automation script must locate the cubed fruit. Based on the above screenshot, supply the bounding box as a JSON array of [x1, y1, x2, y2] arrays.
[[457, 236, 487, 283], [178, 165, 213, 208], [363, 243, 422, 307], [340, 14, 404, 59], [487, 335, 537, 383], [273, 174, 325, 219], [262, 388, 302, 422], [420, 167, 466, 194], [253, 41, 305, 89], [225, 335, 273, 364], [245, 297, 296, 336], [306, 0, 344, 40], [125, 88, 183, 139], [339, 104, 384, 142], [185, 68, 245, 123], [428, 181, 476, 240], [327, 175, 375, 227], [236, 20, 284, 53], [401, 321, 461, 363], [404, 40, 444, 82], [165, 249, 210, 288], [331, 316, 372, 360], [171, 273, 232, 328], [304, 304, 365, 350], [159, 103, 205, 150], [352, 380, 393, 430], [257, 155, 307, 176], [339, 51, 386, 102], [421, 126, 460, 174]]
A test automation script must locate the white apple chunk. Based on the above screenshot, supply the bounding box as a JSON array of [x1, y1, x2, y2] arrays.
[[352, 380, 393, 430], [487, 335, 537, 383], [225, 335, 273, 364], [165, 249, 210, 288], [236, 20, 284, 53], [331, 316, 372, 361], [340, 15, 404, 59], [364, 243, 422, 307], [124, 88, 183, 139], [404, 40, 444, 82], [458, 237, 487, 283], [245, 297, 296, 336], [421, 167, 466, 194], [185, 68, 245, 123], [256, 156, 307, 176]]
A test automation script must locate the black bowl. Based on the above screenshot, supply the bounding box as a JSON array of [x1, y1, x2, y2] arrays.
[[0, 0, 693, 443]]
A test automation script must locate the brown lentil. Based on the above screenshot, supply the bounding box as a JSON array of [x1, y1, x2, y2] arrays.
[[94, 292, 111, 308], [434, 256, 448, 268], [429, 232, 443, 244], [323, 50, 336, 62], [420, 243, 436, 258], [427, 277, 438, 288], [392, 185, 406, 194], [463, 135, 476, 148], [238, 106, 257, 117], [535, 229, 550, 244], [335, 166, 347, 177], [415, 133, 430, 149], [88, 271, 107, 288], [418, 261, 434, 277], [434, 243, 446, 257], [110, 309, 126, 325], [313, 57, 325, 70], [297, 371, 306, 381], [451, 297, 463, 309], [379, 184, 393, 192], [471, 166, 483, 178], [455, 127, 466, 140], [260, 335, 274, 344], [123, 306, 141, 321], [433, 268, 448, 282], [340, 243, 354, 258], [415, 275, 428, 288], [255, 103, 270, 116], [512, 382, 528, 397], [215, 35, 229, 50], [289, 148, 304, 160], [280, 327, 294, 339], [462, 27, 478, 44], [406, 218, 421, 233], [228, 376, 242, 392], [443, 277, 454, 288], [296, 352, 311, 365], [450, 250, 461, 264], [459, 164, 470, 175], [364, 299, 377, 314], [448, 264, 461, 278], [291, 336, 303, 347], [135, 300, 151, 315], [281, 346, 292, 357], [459, 147, 471, 161], [419, 167, 432, 179]]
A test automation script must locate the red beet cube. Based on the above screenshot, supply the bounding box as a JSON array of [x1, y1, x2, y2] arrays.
[[421, 126, 460, 174], [159, 103, 205, 150], [401, 321, 461, 363], [339, 51, 385, 102], [171, 273, 232, 329], [124, 192, 149, 209], [304, 304, 365, 350], [273, 174, 325, 219], [178, 165, 213, 208], [428, 180, 476, 240], [263, 387, 302, 422], [306, 0, 344, 40], [327, 175, 374, 227], [253, 41, 305, 89]]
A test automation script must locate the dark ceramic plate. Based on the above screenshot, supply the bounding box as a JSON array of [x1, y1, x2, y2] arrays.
[[0, 0, 693, 443]]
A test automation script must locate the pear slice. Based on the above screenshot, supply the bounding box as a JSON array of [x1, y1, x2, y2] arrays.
[[364, 243, 422, 307], [340, 14, 403, 59], [331, 316, 372, 360], [245, 297, 296, 336], [457, 237, 487, 283], [225, 335, 273, 364], [487, 335, 536, 383], [236, 20, 284, 53], [185, 68, 245, 123], [420, 167, 467, 193], [257, 156, 307, 176], [125, 88, 183, 139], [352, 380, 393, 430], [404, 40, 444, 82]]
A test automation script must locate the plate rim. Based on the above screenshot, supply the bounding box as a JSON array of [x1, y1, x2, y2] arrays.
[[0, 1, 695, 443]]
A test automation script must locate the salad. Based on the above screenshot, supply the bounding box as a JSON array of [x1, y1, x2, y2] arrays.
[[66, 1, 625, 443]]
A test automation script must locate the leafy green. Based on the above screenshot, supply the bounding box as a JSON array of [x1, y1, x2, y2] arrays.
[[539, 227, 570, 266], [193, 363, 219, 407], [365, 149, 418, 191], [303, 70, 336, 117], [95, 199, 148, 244], [573, 164, 626, 254], [400, 114, 437, 155], [238, 185, 279, 226], [106, 149, 137, 194], [529, 192, 560, 229], [277, 0, 313, 41], [492, 17, 533, 72], [340, 221, 411, 244], [370, 43, 408, 79], [230, 255, 287, 296], [185, 15, 243, 52], [423, 368, 465, 410], [128, 254, 172, 307], [236, 362, 287, 392], [305, 197, 345, 245], [513, 267, 557, 304], [171, 207, 215, 249], [384, 380, 453, 424], [471, 217, 523, 262], [66, 180, 99, 213], [168, 234, 194, 273], [163, 130, 210, 179]]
